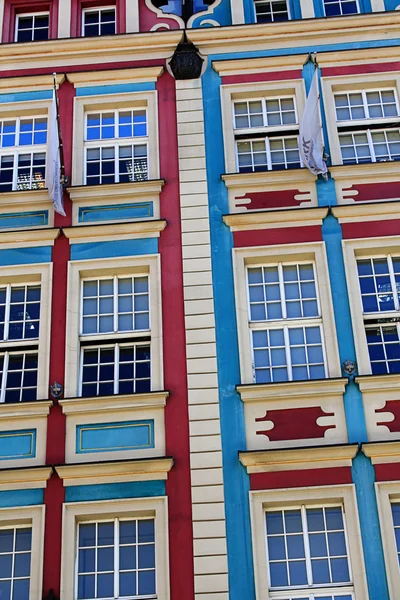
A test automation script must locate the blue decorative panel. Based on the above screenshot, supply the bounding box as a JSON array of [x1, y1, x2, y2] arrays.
[[76, 82, 155, 97], [76, 420, 154, 454], [0, 90, 52, 104], [65, 480, 165, 502], [0, 246, 52, 266], [0, 429, 36, 460], [70, 237, 158, 261], [79, 203, 153, 223], [0, 489, 43, 507], [0, 211, 48, 230]]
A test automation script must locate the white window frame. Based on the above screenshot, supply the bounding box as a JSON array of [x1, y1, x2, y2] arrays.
[[221, 80, 306, 175], [0, 505, 45, 600], [84, 108, 148, 186], [265, 502, 353, 593], [0, 115, 48, 192], [0, 349, 39, 404], [247, 260, 327, 383], [0, 264, 52, 403], [322, 0, 359, 17], [376, 482, 400, 600], [15, 12, 50, 43], [65, 256, 162, 399], [73, 93, 159, 186], [0, 281, 41, 343], [250, 486, 368, 600], [82, 6, 117, 37], [334, 88, 400, 124], [253, 0, 291, 22], [234, 242, 341, 385], [322, 74, 400, 166], [343, 237, 400, 375], [61, 498, 170, 600]]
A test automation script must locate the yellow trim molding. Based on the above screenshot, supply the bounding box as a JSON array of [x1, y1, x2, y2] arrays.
[[56, 457, 174, 486], [0, 227, 59, 249], [363, 441, 400, 464], [0, 400, 52, 420], [238, 378, 347, 403], [0, 74, 64, 93], [223, 207, 328, 231], [0, 466, 52, 491], [356, 373, 400, 394], [332, 202, 400, 224], [60, 391, 169, 415], [67, 67, 164, 87], [239, 444, 358, 473], [68, 180, 164, 203], [63, 220, 167, 243]]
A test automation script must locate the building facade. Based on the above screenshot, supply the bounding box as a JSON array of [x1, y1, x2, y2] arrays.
[[0, 1, 399, 600]]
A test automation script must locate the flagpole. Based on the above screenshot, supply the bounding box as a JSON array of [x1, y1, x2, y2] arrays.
[[52, 73, 67, 187]]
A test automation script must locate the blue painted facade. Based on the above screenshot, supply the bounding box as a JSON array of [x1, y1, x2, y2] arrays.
[[76, 420, 154, 454]]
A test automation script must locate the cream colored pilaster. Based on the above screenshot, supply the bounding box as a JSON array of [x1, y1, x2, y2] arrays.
[[126, 0, 140, 32], [58, 0, 72, 38], [300, 0, 315, 18], [176, 78, 229, 600], [0, 0, 5, 41], [231, 0, 246, 24], [370, 0, 385, 11]]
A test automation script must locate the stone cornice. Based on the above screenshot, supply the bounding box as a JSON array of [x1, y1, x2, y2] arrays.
[[362, 441, 400, 464], [223, 206, 328, 230], [56, 457, 174, 486], [332, 201, 400, 223], [0, 190, 53, 213], [0, 227, 59, 247], [63, 219, 167, 242], [330, 162, 400, 182], [239, 444, 358, 473], [237, 378, 347, 403], [68, 180, 165, 203], [60, 392, 169, 415], [0, 400, 52, 420], [0, 73, 64, 93], [222, 169, 316, 191], [0, 466, 52, 490], [356, 373, 400, 393], [67, 67, 164, 87]]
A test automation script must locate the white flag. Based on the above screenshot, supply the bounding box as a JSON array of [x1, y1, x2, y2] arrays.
[[47, 91, 66, 216], [299, 67, 328, 180]]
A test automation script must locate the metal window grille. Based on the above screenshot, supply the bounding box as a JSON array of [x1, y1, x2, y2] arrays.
[[76, 518, 156, 600]]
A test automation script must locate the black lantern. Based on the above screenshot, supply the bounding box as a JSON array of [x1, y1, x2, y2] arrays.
[[169, 33, 204, 80]]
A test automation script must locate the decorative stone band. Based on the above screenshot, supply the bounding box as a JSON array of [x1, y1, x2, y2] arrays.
[[55, 457, 174, 487], [0, 227, 60, 250], [59, 392, 169, 415], [63, 219, 167, 244], [223, 206, 328, 232], [0, 466, 53, 491]]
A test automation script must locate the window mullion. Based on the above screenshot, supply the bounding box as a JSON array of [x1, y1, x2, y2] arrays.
[[366, 129, 376, 162], [1, 352, 9, 403], [13, 150, 18, 191], [94, 523, 98, 598], [5, 284, 11, 341], [115, 142, 119, 183], [362, 90, 369, 119], [79, 348, 84, 397], [387, 255, 400, 311], [283, 326, 292, 380], [301, 506, 313, 586], [114, 276, 118, 333], [266, 137, 272, 171], [114, 518, 119, 599], [278, 263, 287, 319], [114, 344, 119, 394]]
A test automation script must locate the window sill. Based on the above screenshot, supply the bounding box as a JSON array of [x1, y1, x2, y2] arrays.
[[332, 201, 400, 227], [63, 218, 167, 244], [239, 443, 358, 473], [0, 227, 59, 249], [55, 456, 174, 487], [0, 465, 52, 491], [330, 161, 400, 205], [68, 180, 165, 225], [222, 169, 317, 213], [60, 391, 169, 414], [223, 206, 328, 232], [237, 379, 348, 451]]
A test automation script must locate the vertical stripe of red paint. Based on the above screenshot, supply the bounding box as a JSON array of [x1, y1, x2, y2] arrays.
[[374, 463, 400, 482], [222, 69, 302, 85], [233, 225, 322, 247], [157, 71, 195, 600], [341, 220, 400, 239], [250, 467, 352, 490], [43, 79, 75, 599]]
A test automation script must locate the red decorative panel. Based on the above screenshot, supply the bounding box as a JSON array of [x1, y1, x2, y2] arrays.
[[235, 188, 310, 211], [255, 406, 335, 442], [323, 62, 400, 77], [233, 225, 322, 247], [342, 220, 400, 239], [250, 467, 352, 490], [374, 463, 400, 482], [342, 182, 400, 203], [376, 400, 400, 432], [222, 69, 302, 85]]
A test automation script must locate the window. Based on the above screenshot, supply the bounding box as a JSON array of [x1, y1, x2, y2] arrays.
[[323, 0, 358, 16], [356, 255, 400, 375], [266, 505, 351, 590], [76, 518, 155, 600], [334, 89, 400, 165], [79, 275, 151, 397], [82, 7, 116, 37], [0, 117, 47, 192], [254, 0, 289, 22], [247, 262, 326, 383], [0, 526, 32, 600], [391, 503, 400, 566], [233, 97, 301, 173], [0, 283, 40, 403], [85, 110, 148, 185], [15, 13, 49, 42]]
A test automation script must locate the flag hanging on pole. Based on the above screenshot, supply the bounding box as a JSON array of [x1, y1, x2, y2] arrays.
[[47, 78, 66, 217], [299, 64, 328, 180]]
